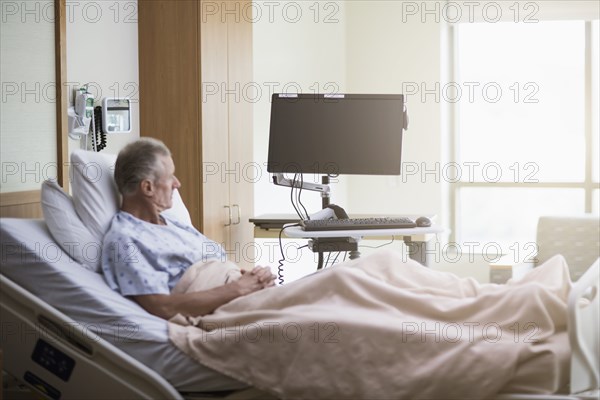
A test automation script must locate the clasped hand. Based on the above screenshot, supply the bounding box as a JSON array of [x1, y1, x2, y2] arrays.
[[236, 266, 276, 295]]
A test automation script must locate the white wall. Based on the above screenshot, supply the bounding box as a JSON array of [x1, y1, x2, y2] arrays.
[[250, 1, 494, 280], [344, 1, 444, 219], [252, 1, 350, 280], [252, 0, 348, 217], [1, 0, 57, 192], [253, 1, 447, 221], [66, 0, 139, 156], [0, 1, 139, 192]]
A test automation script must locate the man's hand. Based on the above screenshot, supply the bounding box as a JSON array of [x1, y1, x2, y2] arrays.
[[133, 266, 276, 319], [237, 266, 276, 295]]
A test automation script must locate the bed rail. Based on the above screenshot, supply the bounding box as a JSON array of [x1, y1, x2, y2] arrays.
[[0, 274, 183, 400], [495, 258, 599, 400], [568, 258, 600, 396]]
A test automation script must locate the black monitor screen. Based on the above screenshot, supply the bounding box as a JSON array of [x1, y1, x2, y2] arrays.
[[267, 93, 405, 175]]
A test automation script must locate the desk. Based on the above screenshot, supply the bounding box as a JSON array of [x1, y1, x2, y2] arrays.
[[251, 214, 443, 268]]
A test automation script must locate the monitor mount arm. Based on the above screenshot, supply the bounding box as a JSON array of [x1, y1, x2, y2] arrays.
[[272, 173, 331, 208]]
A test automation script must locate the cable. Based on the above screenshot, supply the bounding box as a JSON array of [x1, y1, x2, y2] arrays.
[[277, 223, 301, 285], [290, 174, 303, 220], [89, 108, 97, 152], [324, 252, 332, 268], [296, 173, 302, 217], [288, 173, 310, 221], [297, 173, 309, 219], [331, 251, 343, 266], [323, 251, 344, 268], [277, 227, 286, 284], [93, 106, 107, 152]]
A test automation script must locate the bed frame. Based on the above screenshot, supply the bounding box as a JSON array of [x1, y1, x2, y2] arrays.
[[0, 275, 271, 400], [1, 274, 183, 399], [1, 260, 598, 399]]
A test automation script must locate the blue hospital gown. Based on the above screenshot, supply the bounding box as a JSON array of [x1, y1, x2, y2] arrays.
[[102, 211, 226, 296]]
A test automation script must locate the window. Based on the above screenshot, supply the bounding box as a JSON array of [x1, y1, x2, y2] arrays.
[[450, 18, 599, 251]]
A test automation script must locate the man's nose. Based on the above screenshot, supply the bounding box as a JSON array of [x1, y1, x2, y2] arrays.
[[174, 176, 181, 188]]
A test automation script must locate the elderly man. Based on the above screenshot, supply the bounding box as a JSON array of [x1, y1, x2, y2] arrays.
[[102, 138, 275, 319]]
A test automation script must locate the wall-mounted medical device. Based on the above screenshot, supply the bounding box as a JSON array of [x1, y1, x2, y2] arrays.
[[68, 84, 133, 151], [68, 86, 95, 140], [102, 98, 132, 134]]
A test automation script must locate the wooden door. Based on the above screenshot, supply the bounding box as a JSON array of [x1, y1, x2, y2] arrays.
[[200, 0, 230, 246], [227, 0, 254, 268]]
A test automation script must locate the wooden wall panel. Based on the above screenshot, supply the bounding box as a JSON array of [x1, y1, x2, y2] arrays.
[[0, 191, 42, 219], [55, 0, 68, 190], [138, 0, 203, 229]]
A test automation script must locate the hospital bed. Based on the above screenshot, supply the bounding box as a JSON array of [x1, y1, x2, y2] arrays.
[[1, 146, 599, 398], [1, 216, 598, 399], [0, 217, 264, 399]]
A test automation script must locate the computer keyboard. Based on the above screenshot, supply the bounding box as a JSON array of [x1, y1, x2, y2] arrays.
[[300, 217, 417, 231]]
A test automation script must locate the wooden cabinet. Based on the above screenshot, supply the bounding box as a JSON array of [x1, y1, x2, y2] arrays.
[[139, 0, 254, 268]]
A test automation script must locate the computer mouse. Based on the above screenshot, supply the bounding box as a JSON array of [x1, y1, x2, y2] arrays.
[[415, 216, 431, 227], [327, 204, 349, 219]]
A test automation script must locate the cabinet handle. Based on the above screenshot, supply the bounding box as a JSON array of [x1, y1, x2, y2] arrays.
[[232, 204, 241, 225], [224, 205, 232, 226]]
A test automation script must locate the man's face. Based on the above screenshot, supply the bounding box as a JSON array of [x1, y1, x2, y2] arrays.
[[152, 155, 181, 212]]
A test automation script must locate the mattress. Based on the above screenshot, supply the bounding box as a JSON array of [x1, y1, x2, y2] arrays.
[[0, 218, 248, 393]]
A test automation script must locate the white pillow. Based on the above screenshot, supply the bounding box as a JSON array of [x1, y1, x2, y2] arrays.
[[70, 149, 192, 244], [41, 179, 102, 272], [164, 188, 192, 226], [71, 150, 121, 242]]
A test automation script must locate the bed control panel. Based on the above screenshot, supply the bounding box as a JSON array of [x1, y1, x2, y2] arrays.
[[31, 339, 75, 381]]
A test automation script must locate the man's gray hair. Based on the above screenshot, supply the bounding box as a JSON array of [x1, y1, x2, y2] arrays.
[[114, 137, 171, 196]]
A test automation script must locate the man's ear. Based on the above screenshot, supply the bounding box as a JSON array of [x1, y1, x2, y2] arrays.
[[139, 179, 154, 197]]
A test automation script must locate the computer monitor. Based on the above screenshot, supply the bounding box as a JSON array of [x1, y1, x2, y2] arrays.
[[267, 93, 407, 176]]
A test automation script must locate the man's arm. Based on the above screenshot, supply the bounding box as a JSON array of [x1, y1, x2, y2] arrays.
[[132, 266, 275, 319]]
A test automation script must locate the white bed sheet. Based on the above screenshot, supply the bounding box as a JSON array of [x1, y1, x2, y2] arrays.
[[0, 218, 248, 393]]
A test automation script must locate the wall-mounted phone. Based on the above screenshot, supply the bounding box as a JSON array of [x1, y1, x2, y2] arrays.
[[102, 98, 132, 134]]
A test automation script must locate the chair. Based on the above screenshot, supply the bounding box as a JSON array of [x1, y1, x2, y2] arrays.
[[490, 215, 600, 283]]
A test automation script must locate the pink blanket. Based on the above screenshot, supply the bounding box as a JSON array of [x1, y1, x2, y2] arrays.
[[168, 250, 571, 399]]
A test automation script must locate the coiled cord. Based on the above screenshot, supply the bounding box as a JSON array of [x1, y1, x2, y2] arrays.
[[93, 106, 107, 152], [277, 224, 304, 285]]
